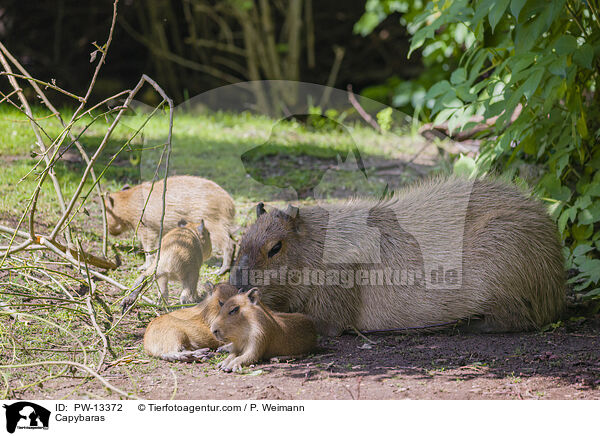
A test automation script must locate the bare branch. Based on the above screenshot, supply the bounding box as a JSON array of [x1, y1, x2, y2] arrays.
[[0, 72, 84, 101], [347, 84, 382, 133]]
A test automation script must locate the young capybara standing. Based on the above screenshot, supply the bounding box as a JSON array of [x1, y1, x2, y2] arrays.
[[231, 177, 566, 335], [105, 175, 236, 275], [122, 219, 211, 309], [143, 282, 238, 361], [211, 288, 317, 372]]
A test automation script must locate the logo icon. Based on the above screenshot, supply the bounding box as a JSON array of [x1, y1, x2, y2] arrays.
[[3, 402, 50, 434]]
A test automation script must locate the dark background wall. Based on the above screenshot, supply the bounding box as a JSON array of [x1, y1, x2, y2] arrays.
[[0, 0, 421, 105]]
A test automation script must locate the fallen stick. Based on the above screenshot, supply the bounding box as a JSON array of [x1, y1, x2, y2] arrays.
[[34, 236, 118, 270]]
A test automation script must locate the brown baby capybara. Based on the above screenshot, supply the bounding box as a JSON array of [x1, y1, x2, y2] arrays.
[[230, 177, 566, 336], [122, 220, 211, 310], [211, 288, 317, 372], [143, 282, 238, 361], [105, 175, 236, 275]]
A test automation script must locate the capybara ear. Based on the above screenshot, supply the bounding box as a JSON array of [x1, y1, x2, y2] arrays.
[[198, 219, 205, 234], [246, 287, 261, 305], [279, 205, 300, 232], [256, 202, 266, 218], [177, 219, 187, 227], [121, 184, 131, 191], [106, 194, 114, 208], [283, 204, 299, 219]]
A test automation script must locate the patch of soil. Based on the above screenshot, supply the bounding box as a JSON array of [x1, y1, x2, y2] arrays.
[[20, 315, 600, 400]]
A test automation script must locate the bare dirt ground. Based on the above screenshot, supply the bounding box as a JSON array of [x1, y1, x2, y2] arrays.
[[22, 314, 600, 400]]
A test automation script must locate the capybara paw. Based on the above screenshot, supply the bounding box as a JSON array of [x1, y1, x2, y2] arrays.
[[190, 348, 210, 358], [218, 361, 232, 372], [162, 349, 211, 362], [219, 360, 237, 372], [222, 357, 247, 373], [180, 295, 199, 305]]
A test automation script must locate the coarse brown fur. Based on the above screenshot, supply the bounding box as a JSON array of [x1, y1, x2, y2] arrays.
[[122, 220, 211, 309], [231, 177, 566, 336], [143, 282, 238, 361], [105, 175, 236, 275], [211, 288, 317, 372]]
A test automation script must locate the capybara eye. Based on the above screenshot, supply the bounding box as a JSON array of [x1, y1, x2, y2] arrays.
[[228, 306, 239, 315], [218, 300, 224, 307], [267, 241, 282, 258]]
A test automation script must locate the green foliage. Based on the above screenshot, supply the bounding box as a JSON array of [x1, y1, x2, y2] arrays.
[[453, 154, 477, 178], [306, 105, 350, 131], [355, 0, 473, 114], [359, 0, 600, 300], [376, 107, 394, 131]]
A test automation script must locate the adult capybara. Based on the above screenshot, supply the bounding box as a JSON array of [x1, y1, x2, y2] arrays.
[[104, 175, 236, 275], [230, 177, 565, 336]]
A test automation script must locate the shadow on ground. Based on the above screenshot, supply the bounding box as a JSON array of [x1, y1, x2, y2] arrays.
[[41, 315, 598, 400], [306, 316, 600, 386]]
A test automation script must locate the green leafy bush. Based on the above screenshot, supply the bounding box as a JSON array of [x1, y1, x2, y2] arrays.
[[358, 0, 600, 301], [355, 0, 470, 115]]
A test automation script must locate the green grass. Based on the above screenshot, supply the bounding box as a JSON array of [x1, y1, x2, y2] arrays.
[[0, 105, 433, 204]]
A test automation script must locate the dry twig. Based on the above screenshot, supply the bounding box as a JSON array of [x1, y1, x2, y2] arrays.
[[0, 0, 174, 399]]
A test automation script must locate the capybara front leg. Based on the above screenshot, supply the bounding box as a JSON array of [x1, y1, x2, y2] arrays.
[[216, 237, 235, 275], [139, 227, 158, 270], [180, 271, 199, 304], [156, 275, 169, 305]]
